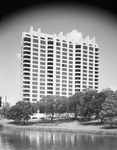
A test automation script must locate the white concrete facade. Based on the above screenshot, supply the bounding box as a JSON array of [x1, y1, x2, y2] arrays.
[[20, 27, 99, 102]]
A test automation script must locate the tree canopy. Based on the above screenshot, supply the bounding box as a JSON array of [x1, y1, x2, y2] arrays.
[[6, 101, 36, 124]]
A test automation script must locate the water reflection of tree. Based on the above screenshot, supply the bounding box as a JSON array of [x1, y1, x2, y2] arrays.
[[1, 129, 117, 150], [0, 129, 82, 150]]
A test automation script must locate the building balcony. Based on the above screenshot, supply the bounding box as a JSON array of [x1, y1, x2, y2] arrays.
[[48, 41, 53, 45], [47, 74, 53, 78], [47, 62, 53, 66], [23, 72, 30, 76], [48, 50, 53, 53], [23, 51, 31, 55], [23, 85, 30, 89], [23, 41, 31, 46], [47, 46, 53, 49], [23, 37, 31, 42], [23, 94, 30, 97], [95, 60, 99, 64], [23, 60, 30, 63], [47, 87, 53, 90], [47, 91, 53, 94], [23, 77, 30, 81], [47, 54, 53, 57], [23, 68, 30, 72], [23, 55, 31, 60], [23, 98, 30, 101], [23, 90, 30, 93], [23, 81, 30, 85], [23, 64, 30, 68], [23, 46, 31, 51], [95, 48, 99, 52], [47, 70, 53, 74], [47, 66, 53, 70]]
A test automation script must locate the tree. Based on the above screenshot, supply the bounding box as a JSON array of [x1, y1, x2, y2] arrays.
[[41, 95, 58, 123], [41, 95, 68, 122], [100, 92, 117, 120], [94, 91, 106, 120], [56, 96, 68, 115], [68, 92, 84, 120], [6, 101, 36, 125], [80, 90, 98, 121]]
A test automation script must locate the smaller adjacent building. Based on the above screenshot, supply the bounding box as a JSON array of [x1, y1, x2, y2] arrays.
[[0, 96, 10, 109]]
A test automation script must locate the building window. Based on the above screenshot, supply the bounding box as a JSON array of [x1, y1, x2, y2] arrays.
[[33, 61, 38, 64], [56, 55, 60, 58], [32, 94, 37, 97], [62, 68, 67, 71], [62, 56, 67, 59], [83, 50, 87, 54], [69, 45, 73, 48], [40, 45, 46, 49], [62, 72, 67, 75], [32, 78, 38, 81], [76, 45, 81, 48], [56, 71, 60, 74], [40, 40, 46, 45], [56, 83, 60, 86], [89, 47, 93, 50], [83, 54, 87, 57], [63, 43, 67, 47], [33, 48, 38, 52], [56, 51, 60, 54], [56, 59, 60, 62], [40, 62, 45, 65], [32, 86, 38, 89], [76, 50, 81, 53], [56, 75, 60, 79], [62, 48, 67, 52], [56, 67, 60, 70], [40, 91, 45, 94], [33, 65, 38, 68], [33, 73, 38, 77], [33, 57, 38, 60], [48, 41, 53, 45], [69, 49, 73, 53], [83, 46, 87, 50], [32, 82, 38, 85], [40, 57, 45, 61], [32, 90, 38, 93], [33, 39, 38, 43], [40, 49, 45, 53], [62, 52, 67, 55], [33, 44, 38, 47], [40, 70, 45, 73], [56, 42, 60, 46], [57, 47, 60, 50], [69, 57, 73, 60], [62, 92, 66, 95], [40, 74, 45, 77], [62, 76, 67, 79], [89, 52, 93, 55], [69, 61, 73, 64]]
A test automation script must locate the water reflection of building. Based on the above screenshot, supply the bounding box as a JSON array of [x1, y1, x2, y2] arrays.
[[20, 130, 81, 148]]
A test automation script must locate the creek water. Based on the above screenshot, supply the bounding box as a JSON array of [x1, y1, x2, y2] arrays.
[[0, 128, 117, 150]]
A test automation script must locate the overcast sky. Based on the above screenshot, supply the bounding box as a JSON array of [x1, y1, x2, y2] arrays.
[[0, 1, 117, 105]]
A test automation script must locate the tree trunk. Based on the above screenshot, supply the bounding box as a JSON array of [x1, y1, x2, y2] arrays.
[[23, 119, 26, 125], [75, 113, 77, 120], [50, 116, 54, 123]]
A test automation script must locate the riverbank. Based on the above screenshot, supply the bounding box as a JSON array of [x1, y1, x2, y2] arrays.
[[1, 118, 117, 136]]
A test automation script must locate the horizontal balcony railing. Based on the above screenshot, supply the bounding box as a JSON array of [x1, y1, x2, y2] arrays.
[[23, 42, 31, 46], [23, 46, 31, 51]]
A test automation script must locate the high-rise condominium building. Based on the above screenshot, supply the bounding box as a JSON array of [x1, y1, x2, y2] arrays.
[[20, 27, 99, 102]]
